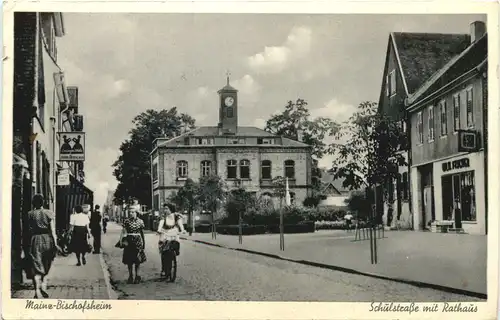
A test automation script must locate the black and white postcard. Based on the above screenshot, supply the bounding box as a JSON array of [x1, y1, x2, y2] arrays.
[[1, 1, 498, 319]]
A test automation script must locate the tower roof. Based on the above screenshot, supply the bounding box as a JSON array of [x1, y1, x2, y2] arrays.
[[217, 74, 238, 93]]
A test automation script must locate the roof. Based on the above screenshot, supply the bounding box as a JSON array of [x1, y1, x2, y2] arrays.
[[407, 33, 487, 108], [392, 32, 471, 94], [217, 84, 238, 93], [156, 126, 311, 148], [319, 169, 349, 193]]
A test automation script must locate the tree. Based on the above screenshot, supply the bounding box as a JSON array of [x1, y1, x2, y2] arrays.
[[264, 98, 339, 197], [344, 190, 371, 221], [197, 174, 227, 219], [328, 101, 406, 207], [223, 188, 256, 224], [112, 108, 196, 206]]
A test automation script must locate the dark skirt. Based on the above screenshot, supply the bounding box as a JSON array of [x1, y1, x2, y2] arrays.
[[122, 235, 146, 265], [70, 226, 88, 254], [29, 234, 56, 276]]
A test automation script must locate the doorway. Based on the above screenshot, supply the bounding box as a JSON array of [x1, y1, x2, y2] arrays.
[[419, 165, 434, 230]]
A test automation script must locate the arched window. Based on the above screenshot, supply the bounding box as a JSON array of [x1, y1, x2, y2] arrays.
[[240, 159, 250, 179], [284, 160, 295, 179], [227, 107, 234, 118], [176, 160, 188, 178], [227, 160, 237, 179], [200, 161, 211, 177], [261, 160, 272, 179]]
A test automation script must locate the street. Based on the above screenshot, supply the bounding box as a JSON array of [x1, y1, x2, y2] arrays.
[[101, 225, 481, 302]]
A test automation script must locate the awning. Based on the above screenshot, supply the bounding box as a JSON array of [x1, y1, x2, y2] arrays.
[[56, 174, 94, 230]]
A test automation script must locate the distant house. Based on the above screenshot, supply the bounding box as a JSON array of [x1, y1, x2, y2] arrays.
[[317, 169, 353, 210]]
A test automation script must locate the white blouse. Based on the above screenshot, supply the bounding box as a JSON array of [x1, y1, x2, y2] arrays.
[[70, 213, 90, 227], [157, 214, 183, 241]]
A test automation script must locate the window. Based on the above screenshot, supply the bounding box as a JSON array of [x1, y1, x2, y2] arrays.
[[227, 138, 245, 144], [227, 160, 237, 179], [184, 137, 190, 145], [201, 161, 211, 177], [440, 100, 447, 136], [261, 138, 274, 145], [453, 93, 461, 132], [400, 120, 407, 133], [402, 172, 409, 201], [466, 87, 474, 128], [387, 70, 396, 96], [261, 160, 272, 179], [289, 192, 296, 205], [152, 163, 158, 181], [176, 161, 188, 178], [153, 194, 159, 211], [441, 171, 476, 222], [284, 160, 295, 179], [428, 105, 435, 142], [197, 138, 213, 145], [240, 160, 250, 179], [226, 107, 234, 118], [417, 111, 423, 144]]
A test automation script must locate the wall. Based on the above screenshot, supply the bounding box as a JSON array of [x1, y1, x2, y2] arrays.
[[411, 75, 484, 166]]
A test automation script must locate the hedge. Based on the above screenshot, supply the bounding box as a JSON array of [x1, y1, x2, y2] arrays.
[[215, 221, 315, 235]]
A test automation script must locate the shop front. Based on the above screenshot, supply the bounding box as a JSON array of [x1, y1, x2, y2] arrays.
[[411, 151, 485, 235], [56, 174, 94, 231]]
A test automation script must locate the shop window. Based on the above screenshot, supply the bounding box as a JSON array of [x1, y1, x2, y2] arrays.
[[200, 160, 211, 177], [227, 160, 237, 179], [176, 160, 188, 178], [428, 105, 435, 142], [439, 100, 447, 136], [284, 160, 295, 179], [466, 87, 474, 128], [453, 93, 461, 132], [441, 171, 476, 222], [240, 160, 250, 179], [416, 111, 423, 144], [261, 160, 272, 179]]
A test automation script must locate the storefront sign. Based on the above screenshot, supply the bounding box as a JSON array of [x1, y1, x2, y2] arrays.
[[57, 170, 70, 186], [442, 158, 470, 172], [58, 132, 85, 161]]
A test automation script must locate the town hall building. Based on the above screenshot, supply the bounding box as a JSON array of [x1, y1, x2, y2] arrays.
[[150, 78, 313, 212]]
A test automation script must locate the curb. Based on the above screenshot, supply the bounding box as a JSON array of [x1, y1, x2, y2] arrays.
[[182, 237, 487, 299], [98, 252, 119, 300]]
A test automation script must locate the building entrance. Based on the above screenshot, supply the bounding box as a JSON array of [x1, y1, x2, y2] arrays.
[[441, 171, 476, 228]]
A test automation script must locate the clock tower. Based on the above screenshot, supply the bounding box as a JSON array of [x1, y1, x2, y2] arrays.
[[217, 75, 238, 134]]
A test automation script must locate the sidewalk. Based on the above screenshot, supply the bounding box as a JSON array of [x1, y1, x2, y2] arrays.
[[12, 252, 116, 300], [182, 230, 487, 297]]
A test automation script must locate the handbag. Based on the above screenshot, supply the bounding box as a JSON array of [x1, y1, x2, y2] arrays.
[[86, 242, 93, 253]]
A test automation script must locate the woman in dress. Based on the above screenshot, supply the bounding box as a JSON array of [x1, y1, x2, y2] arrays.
[[121, 205, 146, 284], [157, 204, 186, 278], [69, 205, 91, 266], [26, 194, 61, 299]]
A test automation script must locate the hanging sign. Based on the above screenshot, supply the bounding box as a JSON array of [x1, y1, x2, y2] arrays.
[[58, 132, 85, 161], [57, 169, 70, 186]]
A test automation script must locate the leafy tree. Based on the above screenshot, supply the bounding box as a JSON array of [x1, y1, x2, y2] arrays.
[[303, 196, 322, 208], [197, 174, 227, 220], [223, 188, 256, 224], [112, 108, 195, 206], [344, 190, 371, 220], [328, 101, 406, 205], [264, 98, 339, 194]]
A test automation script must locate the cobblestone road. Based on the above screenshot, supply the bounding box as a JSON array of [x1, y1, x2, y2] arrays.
[[102, 229, 481, 302]]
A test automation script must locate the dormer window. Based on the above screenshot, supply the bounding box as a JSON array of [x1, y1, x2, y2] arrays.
[[227, 138, 245, 145], [196, 138, 213, 145]]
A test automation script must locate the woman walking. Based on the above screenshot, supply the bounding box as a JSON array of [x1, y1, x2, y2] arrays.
[[26, 194, 61, 299], [69, 205, 91, 266], [120, 205, 146, 284], [157, 204, 186, 278]]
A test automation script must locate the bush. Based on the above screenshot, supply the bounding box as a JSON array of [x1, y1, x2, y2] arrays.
[[216, 222, 315, 235]]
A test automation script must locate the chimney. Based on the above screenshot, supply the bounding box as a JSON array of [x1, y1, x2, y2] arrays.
[[470, 21, 486, 43]]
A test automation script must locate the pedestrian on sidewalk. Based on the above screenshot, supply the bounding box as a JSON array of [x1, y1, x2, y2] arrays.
[[157, 203, 186, 278], [90, 205, 102, 253], [103, 212, 110, 234], [25, 194, 61, 299], [69, 205, 92, 266], [119, 204, 147, 284]]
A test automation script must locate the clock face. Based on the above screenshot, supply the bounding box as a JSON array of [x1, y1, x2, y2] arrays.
[[224, 96, 234, 107]]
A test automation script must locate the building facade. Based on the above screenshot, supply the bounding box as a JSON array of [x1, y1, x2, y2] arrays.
[[12, 12, 92, 286], [376, 29, 473, 229], [407, 22, 487, 235], [150, 79, 313, 212]]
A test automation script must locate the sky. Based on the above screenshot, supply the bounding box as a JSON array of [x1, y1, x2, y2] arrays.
[[56, 13, 485, 206]]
